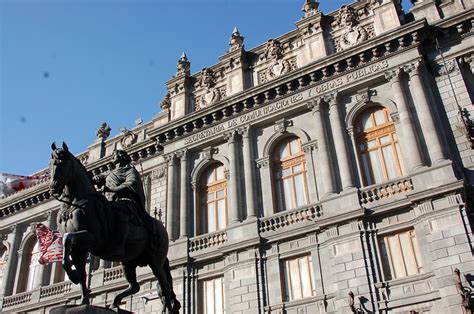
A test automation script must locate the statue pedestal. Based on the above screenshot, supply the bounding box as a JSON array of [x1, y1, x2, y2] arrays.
[[50, 305, 132, 314]]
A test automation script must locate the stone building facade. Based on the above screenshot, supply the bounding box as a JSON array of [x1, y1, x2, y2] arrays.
[[1, 0, 474, 313]]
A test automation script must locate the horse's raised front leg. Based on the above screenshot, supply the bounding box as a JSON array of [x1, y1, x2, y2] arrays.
[[112, 262, 140, 308]]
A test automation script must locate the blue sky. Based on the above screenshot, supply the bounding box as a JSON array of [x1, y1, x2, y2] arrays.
[[0, 0, 413, 175]]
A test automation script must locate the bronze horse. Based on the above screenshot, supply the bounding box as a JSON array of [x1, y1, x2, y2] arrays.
[[49, 142, 180, 312]]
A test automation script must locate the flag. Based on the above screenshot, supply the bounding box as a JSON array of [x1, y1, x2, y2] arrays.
[[35, 223, 63, 265], [0, 173, 49, 197]]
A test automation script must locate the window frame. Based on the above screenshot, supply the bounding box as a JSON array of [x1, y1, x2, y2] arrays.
[[198, 163, 228, 234], [281, 254, 316, 302], [355, 106, 404, 186], [199, 276, 226, 314], [378, 228, 423, 281], [272, 137, 310, 212]]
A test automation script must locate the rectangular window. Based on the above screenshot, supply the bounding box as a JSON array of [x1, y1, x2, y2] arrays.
[[282, 255, 316, 301], [201, 277, 225, 314], [379, 229, 423, 280]]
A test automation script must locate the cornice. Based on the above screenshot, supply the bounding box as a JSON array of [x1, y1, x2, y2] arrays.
[[148, 19, 428, 145]]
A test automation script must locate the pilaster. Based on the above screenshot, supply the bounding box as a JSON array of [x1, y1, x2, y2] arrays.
[[325, 92, 355, 191], [404, 60, 447, 165], [307, 98, 336, 196], [238, 125, 256, 219], [223, 130, 241, 224], [165, 152, 178, 241], [384, 68, 425, 171]]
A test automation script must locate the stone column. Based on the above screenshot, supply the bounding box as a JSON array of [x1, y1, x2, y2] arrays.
[[0, 225, 21, 297], [224, 131, 240, 224], [165, 153, 178, 241], [302, 141, 319, 203], [404, 60, 447, 164], [385, 68, 425, 170], [256, 157, 274, 216], [178, 149, 189, 238], [307, 98, 336, 196], [239, 125, 256, 219], [326, 92, 355, 190]]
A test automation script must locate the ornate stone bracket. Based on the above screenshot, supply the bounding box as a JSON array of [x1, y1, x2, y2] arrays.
[[356, 88, 376, 103], [255, 156, 270, 169], [274, 118, 293, 134], [202, 147, 218, 161], [302, 140, 318, 153]]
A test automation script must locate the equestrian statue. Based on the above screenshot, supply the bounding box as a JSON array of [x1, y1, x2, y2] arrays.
[[48, 142, 180, 313]]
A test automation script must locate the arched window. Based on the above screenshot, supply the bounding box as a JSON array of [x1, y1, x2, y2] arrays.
[[272, 137, 309, 212], [26, 240, 41, 291], [199, 163, 228, 234], [17, 236, 42, 292], [355, 106, 404, 186]]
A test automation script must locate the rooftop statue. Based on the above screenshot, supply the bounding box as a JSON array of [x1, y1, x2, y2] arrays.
[[49, 142, 180, 313], [96, 122, 111, 140]]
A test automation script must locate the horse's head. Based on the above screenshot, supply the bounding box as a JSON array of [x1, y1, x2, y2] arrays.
[[49, 142, 74, 197]]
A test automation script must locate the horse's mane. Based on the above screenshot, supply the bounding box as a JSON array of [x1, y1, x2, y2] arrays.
[[66, 150, 95, 186]]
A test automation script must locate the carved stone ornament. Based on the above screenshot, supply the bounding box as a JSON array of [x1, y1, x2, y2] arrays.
[[264, 38, 291, 80], [151, 165, 167, 179], [119, 128, 138, 148], [79, 153, 89, 166], [334, 5, 368, 51], [96, 122, 111, 140], [463, 54, 474, 74], [433, 59, 459, 77], [229, 27, 244, 52], [176, 52, 190, 76], [202, 147, 218, 160], [302, 0, 320, 18], [356, 88, 376, 103], [255, 156, 270, 169], [160, 92, 171, 110], [274, 118, 293, 134], [196, 68, 221, 110]]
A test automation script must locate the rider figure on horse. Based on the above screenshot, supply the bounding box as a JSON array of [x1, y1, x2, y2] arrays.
[[93, 149, 148, 256]]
